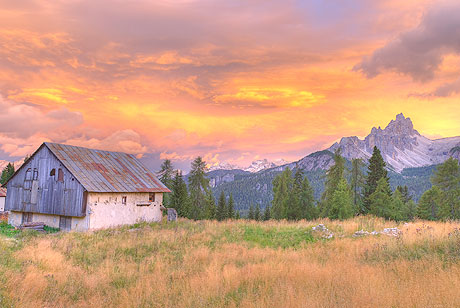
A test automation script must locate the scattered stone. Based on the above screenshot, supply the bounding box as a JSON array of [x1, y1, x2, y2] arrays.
[[312, 224, 334, 239], [382, 227, 401, 237]]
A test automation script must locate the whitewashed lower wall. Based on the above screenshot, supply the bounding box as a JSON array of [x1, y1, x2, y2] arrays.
[[8, 192, 164, 231], [0, 197, 5, 212], [8, 211, 89, 231], [87, 192, 163, 229]]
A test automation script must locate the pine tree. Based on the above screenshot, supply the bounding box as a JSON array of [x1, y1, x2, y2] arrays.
[[0, 163, 15, 185], [204, 190, 216, 220], [158, 160, 174, 208], [417, 186, 442, 220], [369, 177, 393, 219], [254, 204, 261, 221], [300, 176, 317, 220], [216, 191, 227, 221], [188, 157, 210, 220], [227, 193, 235, 219], [397, 185, 412, 204], [402, 200, 417, 221], [235, 211, 241, 220], [364, 146, 389, 213], [248, 204, 255, 220], [263, 205, 271, 221], [350, 158, 365, 213], [271, 168, 292, 220], [320, 149, 345, 217], [390, 189, 404, 221], [170, 171, 189, 217], [431, 158, 460, 219], [329, 178, 354, 220]]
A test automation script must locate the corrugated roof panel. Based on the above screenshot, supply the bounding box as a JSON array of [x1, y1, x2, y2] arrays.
[[44, 142, 171, 193]]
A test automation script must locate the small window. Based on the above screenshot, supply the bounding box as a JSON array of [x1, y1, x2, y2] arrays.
[[149, 193, 155, 202], [57, 169, 64, 182], [25, 168, 32, 180], [33, 168, 38, 180], [121, 196, 127, 205], [50, 169, 55, 177]]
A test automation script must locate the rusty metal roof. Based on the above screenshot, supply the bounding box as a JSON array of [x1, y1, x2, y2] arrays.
[[0, 187, 6, 197], [45, 142, 171, 193]]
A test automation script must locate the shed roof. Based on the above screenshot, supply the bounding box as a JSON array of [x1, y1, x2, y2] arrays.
[[44, 142, 170, 193], [0, 187, 6, 197]]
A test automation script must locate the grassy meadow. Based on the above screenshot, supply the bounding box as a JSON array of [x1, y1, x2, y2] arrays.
[[1, 217, 460, 308]]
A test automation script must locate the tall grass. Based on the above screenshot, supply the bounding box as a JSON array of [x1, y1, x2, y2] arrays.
[[1, 217, 460, 307]]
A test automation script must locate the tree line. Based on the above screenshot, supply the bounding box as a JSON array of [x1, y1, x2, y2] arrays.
[[271, 146, 460, 221], [158, 158, 239, 220]]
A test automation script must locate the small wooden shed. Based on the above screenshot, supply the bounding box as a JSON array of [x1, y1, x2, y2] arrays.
[[3, 142, 170, 231]]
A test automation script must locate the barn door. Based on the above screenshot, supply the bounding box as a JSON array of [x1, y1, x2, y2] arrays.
[[22, 212, 33, 224], [59, 216, 72, 231]]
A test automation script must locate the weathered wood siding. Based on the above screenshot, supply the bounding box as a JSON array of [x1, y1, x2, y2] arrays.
[[5, 146, 87, 217]]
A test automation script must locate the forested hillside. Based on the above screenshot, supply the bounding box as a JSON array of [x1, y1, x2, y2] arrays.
[[211, 164, 436, 213]]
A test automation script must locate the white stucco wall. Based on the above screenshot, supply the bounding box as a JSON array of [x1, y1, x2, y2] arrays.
[[0, 197, 5, 212], [87, 192, 163, 229], [8, 211, 89, 231], [7, 192, 164, 231]]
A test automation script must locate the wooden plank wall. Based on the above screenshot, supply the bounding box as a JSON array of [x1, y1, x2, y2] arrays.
[[5, 146, 87, 217]]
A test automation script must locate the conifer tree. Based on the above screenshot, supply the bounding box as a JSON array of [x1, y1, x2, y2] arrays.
[[320, 149, 345, 217], [0, 163, 15, 185], [235, 211, 241, 220], [248, 204, 255, 220], [204, 190, 216, 220], [417, 186, 442, 220], [227, 193, 235, 219], [300, 176, 317, 220], [390, 189, 404, 221], [329, 178, 354, 220], [263, 205, 271, 221], [397, 185, 412, 204], [254, 204, 261, 221], [364, 146, 389, 213], [216, 191, 227, 221], [271, 168, 293, 220], [170, 170, 189, 217], [369, 177, 393, 219], [350, 158, 365, 213], [158, 159, 174, 208], [188, 157, 210, 220], [402, 200, 417, 221], [431, 158, 460, 219]]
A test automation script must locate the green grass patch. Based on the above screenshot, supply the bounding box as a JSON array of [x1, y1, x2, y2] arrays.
[[239, 225, 316, 249], [0, 222, 20, 238]]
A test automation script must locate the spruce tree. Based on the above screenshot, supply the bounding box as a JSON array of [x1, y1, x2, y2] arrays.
[[188, 157, 210, 220], [431, 158, 460, 219], [158, 160, 174, 208], [248, 204, 255, 220], [417, 186, 442, 220], [227, 193, 235, 219], [350, 158, 365, 213], [263, 205, 271, 221], [254, 204, 261, 221], [390, 189, 404, 221], [271, 168, 292, 220], [329, 178, 354, 220], [301, 176, 317, 220], [364, 146, 389, 213], [170, 171, 189, 217], [320, 149, 345, 217], [0, 163, 15, 185], [369, 177, 393, 219], [204, 190, 216, 220], [216, 191, 227, 221]]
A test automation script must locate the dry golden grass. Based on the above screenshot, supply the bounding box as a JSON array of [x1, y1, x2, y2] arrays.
[[1, 216, 460, 308]]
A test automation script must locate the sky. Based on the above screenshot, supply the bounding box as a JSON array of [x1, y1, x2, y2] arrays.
[[1, 0, 460, 172]]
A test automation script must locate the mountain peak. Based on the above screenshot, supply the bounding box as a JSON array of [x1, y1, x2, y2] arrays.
[[381, 113, 419, 136]]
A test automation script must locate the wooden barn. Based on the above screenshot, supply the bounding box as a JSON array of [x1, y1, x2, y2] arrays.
[[3, 142, 170, 231]]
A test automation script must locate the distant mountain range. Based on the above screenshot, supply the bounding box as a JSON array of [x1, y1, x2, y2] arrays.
[[208, 114, 460, 212], [208, 158, 289, 173]]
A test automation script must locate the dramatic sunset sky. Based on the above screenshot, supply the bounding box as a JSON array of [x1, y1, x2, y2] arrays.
[[1, 0, 460, 171]]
